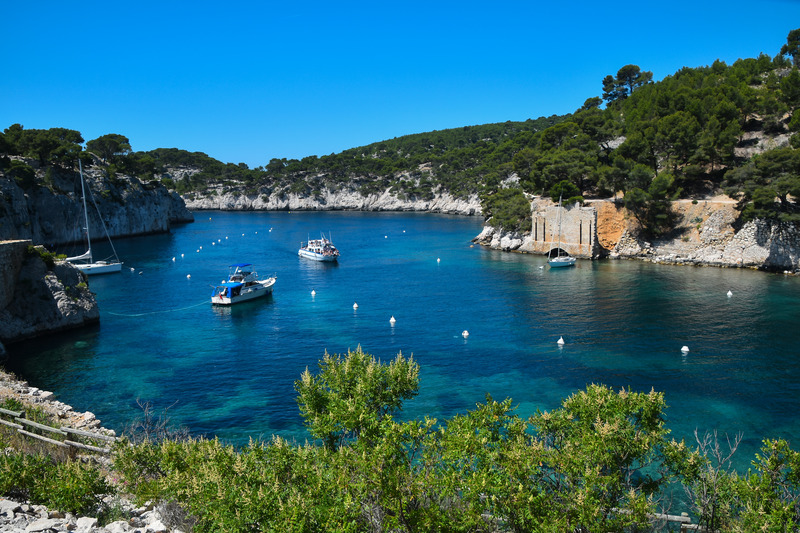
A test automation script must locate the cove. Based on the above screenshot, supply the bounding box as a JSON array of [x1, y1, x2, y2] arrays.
[[7, 210, 800, 472]]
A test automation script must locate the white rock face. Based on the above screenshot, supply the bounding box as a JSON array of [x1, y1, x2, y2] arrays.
[[183, 186, 482, 216], [0, 171, 194, 248]]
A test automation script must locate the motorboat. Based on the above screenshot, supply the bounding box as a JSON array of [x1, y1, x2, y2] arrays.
[[298, 233, 339, 262], [211, 263, 276, 305]]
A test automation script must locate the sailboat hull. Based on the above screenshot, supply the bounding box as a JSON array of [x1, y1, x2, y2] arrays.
[[74, 261, 123, 274], [548, 257, 576, 268]]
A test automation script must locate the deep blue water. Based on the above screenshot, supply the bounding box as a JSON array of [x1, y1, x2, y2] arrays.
[[7, 211, 800, 470]]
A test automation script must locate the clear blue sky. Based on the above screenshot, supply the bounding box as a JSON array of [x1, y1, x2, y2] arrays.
[[3, 0, 800, 168]]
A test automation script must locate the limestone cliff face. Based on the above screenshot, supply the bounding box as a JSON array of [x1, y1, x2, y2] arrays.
[[474, 197, 800, 272], [182, 185, 482, 216], [0, 164, 194, 248], [0, 241, 99, 356], [611, 199, 800, 271]]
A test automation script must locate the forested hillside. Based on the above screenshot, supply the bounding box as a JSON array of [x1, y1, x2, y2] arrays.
[[2, 29, 799, 237]]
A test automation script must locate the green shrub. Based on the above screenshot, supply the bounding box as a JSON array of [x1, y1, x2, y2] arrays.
[[35, 459, 111, 516]]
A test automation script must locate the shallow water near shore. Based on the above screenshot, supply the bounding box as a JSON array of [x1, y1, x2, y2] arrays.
[[7, 211, 800, 471]]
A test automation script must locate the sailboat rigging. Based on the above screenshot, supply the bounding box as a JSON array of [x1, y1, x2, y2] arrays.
[[547, 193, 576, 268], [65, 159, 122, 274]]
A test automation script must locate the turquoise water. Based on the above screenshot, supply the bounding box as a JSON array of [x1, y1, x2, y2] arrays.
[[7, 211, 800, 470]]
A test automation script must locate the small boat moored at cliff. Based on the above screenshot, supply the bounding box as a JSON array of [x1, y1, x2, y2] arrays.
[[298, 233, 339, 262], [66, 160, 122, 275], [548, 194, 576, 268], [211, 263, 276, 305]]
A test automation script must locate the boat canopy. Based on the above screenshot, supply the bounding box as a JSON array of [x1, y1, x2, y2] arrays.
[[218, 281, 244, 288]]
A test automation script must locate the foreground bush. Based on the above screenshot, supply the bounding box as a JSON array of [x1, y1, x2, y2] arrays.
[[4, 347, 800, 531], [0, 451, 110, 516], [110, 349, 800, 532]]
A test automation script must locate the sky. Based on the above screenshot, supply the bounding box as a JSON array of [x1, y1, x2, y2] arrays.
[[3, 0, 800, 168]]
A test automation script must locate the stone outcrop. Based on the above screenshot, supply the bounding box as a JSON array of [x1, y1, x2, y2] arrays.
[[474, 196, 800, 272], [0, 496, 176, 533], [0, 164, 194, 249], [182, 185, 482, 216], [0, 241, 99, 355], [473, 197, 603, 258]]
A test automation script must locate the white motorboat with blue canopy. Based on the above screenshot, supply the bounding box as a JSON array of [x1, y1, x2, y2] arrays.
[[211, 263, 276, 305]]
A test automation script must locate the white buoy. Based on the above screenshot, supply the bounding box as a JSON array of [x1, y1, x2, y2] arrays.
[[353, 302, 358, 309], [138, 271, 143, 275], [462, 330, 469, 338], [186, 274, 191, 279], [212, 242, 215, 246], [225, 236, 228, 240], [385, 235, 388, 239], [130, 267, 135, 272], [681, 346, 690, 353], [311, 290, 316, 296], [727, 290, 732, 297], [389, 316, 396, 325], [199, 246, 202, 249], [181, 253, 184, 258], [557, 336, 565, 346], [172, 257, 175, 262], [437, 257, 440, 263]]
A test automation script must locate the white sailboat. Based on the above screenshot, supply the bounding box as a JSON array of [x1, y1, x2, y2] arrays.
[[548, 194, 576, 268], [66, 160, 122, 275]]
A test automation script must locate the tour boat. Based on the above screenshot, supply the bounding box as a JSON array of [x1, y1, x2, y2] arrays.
[[66, 160, 122, 274], [211, 263, 276, 305], [298, 233, 339, 262]]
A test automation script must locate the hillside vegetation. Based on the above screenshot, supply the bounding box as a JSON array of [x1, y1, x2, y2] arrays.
[[2, 30, 800, 236]]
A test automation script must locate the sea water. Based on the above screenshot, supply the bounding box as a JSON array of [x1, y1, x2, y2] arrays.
[[7, 211, 800, 471]]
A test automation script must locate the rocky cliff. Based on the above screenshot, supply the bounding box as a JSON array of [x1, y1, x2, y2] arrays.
[[0, 161, 194, 249], [182, 185, 482, 215], [0, 241, 99, 357], [474, 196, 800, 272]]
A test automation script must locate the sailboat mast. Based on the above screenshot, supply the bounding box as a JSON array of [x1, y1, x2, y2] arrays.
[[555, 193, 563, 257], [78, 159, 92, 261]]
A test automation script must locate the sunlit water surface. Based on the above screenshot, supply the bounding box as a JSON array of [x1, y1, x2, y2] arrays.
[[8, 211, 800, 471]]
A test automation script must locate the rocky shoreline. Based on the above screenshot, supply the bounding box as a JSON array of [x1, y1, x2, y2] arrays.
[[473, 197, 800, 273], [0, 241, 100, 357], [0, 498, 171, 533], [0, 369, 185, 533]]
